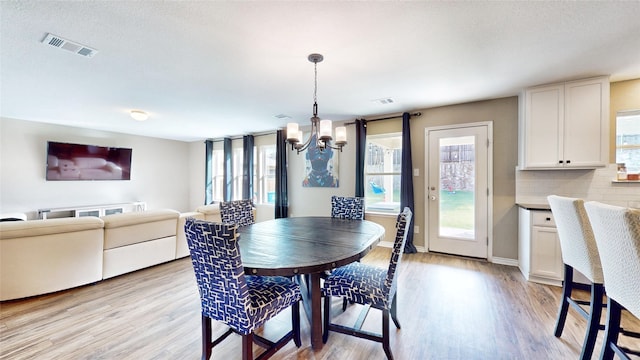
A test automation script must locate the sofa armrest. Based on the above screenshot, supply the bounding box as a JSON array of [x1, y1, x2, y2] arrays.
[[0, 217, 104, 239]]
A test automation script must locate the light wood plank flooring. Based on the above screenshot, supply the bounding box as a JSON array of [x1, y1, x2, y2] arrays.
[[1, 247, 639, 359]]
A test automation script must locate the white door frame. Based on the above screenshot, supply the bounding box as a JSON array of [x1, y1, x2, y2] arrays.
[[424, 121, 494, 261]]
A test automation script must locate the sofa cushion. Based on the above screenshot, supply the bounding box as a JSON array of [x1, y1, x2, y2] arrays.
[[102, 209, 179, 249], [195, 204, 221, 222]]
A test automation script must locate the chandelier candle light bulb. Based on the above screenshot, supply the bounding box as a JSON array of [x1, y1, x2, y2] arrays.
[[319, 120, 332, 140], [335, 126, 347, 144], [287, 123, 299, 142]]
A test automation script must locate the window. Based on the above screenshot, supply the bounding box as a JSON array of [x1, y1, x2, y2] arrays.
[[365, 133, 402, 213], [616, 110, 640, 174], [210, 138, 276, 204], [255, 145, 276, 204], [211, 149, 224, 202]]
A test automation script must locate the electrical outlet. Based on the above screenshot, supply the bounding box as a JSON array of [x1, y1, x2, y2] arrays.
[[414, 225, 419, 233], [413, 168, 419, 176]]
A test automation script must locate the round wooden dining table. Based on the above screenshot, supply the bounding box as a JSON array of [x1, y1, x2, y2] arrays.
[[237, 216, 386, 351]]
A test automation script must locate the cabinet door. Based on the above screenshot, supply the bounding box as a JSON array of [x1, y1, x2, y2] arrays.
[[530, 226, 563, 280], [522, 84, 564, 168], [563, 77, 609, 167]]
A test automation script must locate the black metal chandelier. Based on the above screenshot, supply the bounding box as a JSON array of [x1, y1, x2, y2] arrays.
[[286, 53, 347, 154]]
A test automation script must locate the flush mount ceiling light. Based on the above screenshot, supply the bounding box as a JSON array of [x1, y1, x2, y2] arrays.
[[130, 110, 149, 121], [286, 53, 347, 154]]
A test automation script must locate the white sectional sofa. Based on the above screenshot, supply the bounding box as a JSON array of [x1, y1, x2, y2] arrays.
[[0, 217, 105, 301], [0, 204, 255, 301]]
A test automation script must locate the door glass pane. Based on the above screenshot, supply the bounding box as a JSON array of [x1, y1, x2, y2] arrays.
[[439, 136, 475, 239]]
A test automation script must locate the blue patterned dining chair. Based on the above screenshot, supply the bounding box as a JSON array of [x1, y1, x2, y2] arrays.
[[318, 196, 365, 305], [322, 207, 412, 360], [547, 195, 605, 360], [584, 202, 640, 360], [331, 195, 365, 220], [220, 199, 255, 227], [185, 218, 301, 360]]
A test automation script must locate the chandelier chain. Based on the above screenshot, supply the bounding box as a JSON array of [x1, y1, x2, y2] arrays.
[[313, 62, 318, 117]]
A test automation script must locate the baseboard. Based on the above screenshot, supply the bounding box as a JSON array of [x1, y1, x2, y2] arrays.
[[491, 257, 518, 267]]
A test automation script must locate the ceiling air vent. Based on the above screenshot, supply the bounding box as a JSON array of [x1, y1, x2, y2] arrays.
[[372, 98, 395, 105], [41, 33, 98, 58]]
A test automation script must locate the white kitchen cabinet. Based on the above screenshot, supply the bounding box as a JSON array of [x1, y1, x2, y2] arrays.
[[518, 76, 609, 169], [518, 207, 563, 286]]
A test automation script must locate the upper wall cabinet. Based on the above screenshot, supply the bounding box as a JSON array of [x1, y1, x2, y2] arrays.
[[518, 76, 610, 170]]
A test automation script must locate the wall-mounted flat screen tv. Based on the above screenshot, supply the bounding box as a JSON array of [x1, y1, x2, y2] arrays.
[[46, 141, 132, 181]]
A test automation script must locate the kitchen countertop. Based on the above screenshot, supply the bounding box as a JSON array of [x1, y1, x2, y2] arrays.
[[516, 203, 551, 211]]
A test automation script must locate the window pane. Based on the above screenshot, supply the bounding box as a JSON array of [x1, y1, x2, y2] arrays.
[[616, 111, 640, 174], [212, 150, 223, 202], [233, 148, 243, 200], [365, 174, 401, 212], [365, 133, 402, 213], [257, 145, 276, 204]]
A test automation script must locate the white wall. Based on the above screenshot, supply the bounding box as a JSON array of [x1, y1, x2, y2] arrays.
[[188, 140, 206, 210], [0, 117, 193, 219]]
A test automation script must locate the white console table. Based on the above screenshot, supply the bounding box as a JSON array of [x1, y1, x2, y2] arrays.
[[38, 202, 146, 219]]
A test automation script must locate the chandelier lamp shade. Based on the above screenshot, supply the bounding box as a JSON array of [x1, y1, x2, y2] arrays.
[[286, 53, 347, 154]]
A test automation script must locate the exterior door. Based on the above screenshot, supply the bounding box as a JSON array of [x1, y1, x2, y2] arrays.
[[425, 123, 492, 258]]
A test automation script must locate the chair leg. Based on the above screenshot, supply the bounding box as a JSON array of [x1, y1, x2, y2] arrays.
[[323, 295, 330, 343], [292, 300, 301, 347], [201, 315, 212, 360], [242, 333, 254, 360], [554, 264, 573, 337], [390, 293, 401, 329], [580, 283, 604, 360], [600, 298, 622, 360], [382, 308, 394, 360]]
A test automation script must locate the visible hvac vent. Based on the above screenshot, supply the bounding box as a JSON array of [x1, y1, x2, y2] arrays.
[[275, 114, 291, 119], [372, 98, 395, 105], [41, 33, 98, 58]]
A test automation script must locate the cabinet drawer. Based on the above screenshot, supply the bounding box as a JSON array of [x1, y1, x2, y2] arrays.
[[531, 211, 555, 227]]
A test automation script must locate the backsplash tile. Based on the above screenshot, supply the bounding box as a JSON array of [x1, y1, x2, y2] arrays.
[[516, 164, 640, 208]]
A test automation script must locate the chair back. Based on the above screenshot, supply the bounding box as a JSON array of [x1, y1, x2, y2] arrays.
[[584, 202, 640, 318], [184, 218, 252, 333], [547, 195, 603, 283], [220, 199, 255, 227], [331, 196, 364, 220], [384, 207, 412, 299]]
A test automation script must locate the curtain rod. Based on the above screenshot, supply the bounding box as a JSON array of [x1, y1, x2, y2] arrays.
[[345, 112, 422, 125], [207, 130, 277, 142]]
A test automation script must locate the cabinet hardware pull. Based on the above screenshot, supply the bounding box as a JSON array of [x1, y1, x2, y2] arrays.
[[559, 160, 564, 164], [566, 160, 571, 164]]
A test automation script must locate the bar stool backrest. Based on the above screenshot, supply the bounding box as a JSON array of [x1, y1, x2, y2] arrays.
[[584, 202, 640, 318]]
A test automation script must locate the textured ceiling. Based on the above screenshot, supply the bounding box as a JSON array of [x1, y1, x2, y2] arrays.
[[1, 1, 639, 142]]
